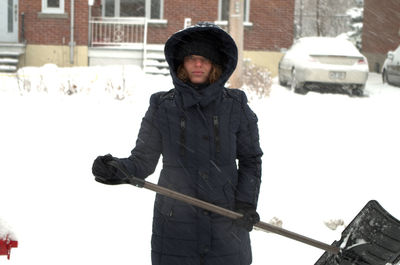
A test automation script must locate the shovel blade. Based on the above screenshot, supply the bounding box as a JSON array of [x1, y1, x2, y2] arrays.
[[315, 200, 400, 265]]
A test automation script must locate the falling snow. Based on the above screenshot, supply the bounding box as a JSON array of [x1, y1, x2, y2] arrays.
[[1, 65, 400, 264]]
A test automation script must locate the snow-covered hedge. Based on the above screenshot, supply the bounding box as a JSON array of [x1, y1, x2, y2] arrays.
[[10, 64, 151, 100]]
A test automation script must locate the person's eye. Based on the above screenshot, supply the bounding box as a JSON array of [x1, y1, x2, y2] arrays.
[[184, 56, 194, 62]]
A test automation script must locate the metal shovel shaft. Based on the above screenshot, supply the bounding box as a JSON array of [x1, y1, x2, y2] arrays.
[[107, 161, 339, 255], [142, 180, 339, 254]]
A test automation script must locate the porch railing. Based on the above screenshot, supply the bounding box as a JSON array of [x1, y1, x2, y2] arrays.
[[89, 17, 148, 47]]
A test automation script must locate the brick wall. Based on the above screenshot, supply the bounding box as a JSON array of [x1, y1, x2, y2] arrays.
[[362, 0, 400, 54], [362, 0, 400, 71], [147, 0, 219, 44], [21, 0, 294, 51], [20, 0, 89, 46], [245, 0, 295, 50], [147, 0, 294, 51]]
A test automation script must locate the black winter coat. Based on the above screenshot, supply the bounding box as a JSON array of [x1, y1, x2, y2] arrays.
[[119, 23, 263, 265]]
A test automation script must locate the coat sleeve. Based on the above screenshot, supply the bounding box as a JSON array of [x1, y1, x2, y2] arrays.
[[235, 91, 263, 208], [118, 93, 163, 179]]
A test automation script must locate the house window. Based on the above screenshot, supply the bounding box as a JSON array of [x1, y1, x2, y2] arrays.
[[103, 0, 162, 19], [42, 0, 65, 13], [219, 0, 250, 22]]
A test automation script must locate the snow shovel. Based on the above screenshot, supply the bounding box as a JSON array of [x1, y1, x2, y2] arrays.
[[106, 161, 400, 264], [315, 200, 400, 265]]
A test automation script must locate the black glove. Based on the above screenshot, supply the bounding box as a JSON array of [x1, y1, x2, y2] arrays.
[[234, 201, 260, 232], [92, 154, 123, 185]]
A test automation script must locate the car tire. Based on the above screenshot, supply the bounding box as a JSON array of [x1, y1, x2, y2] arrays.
[[291, 68, 307, 94], [351, 88, 364, 97], [279, 76, 287, 86]]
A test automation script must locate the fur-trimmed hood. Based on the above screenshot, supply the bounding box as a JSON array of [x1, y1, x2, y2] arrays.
[[164, 22, 238, 108]]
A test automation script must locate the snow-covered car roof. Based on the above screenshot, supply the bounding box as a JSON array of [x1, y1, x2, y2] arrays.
[[293, 37, 363, 57]]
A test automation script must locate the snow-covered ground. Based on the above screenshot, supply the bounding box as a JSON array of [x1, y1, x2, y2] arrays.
[[1, 66, 400, 264]]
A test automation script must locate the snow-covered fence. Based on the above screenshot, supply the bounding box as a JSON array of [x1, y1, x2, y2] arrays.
[[89, 17, 147, 47]]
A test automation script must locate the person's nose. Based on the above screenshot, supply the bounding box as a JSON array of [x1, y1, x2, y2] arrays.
[[194, 58, 203, 66]]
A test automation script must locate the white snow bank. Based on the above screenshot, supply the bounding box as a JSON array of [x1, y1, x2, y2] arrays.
[[1, 64, 173, 100], [1, 65, 400, 265]]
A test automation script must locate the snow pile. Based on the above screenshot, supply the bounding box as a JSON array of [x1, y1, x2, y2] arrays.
[[346, 7, 363, 21], [268, 217, 283, 228], [1, 64, 400, 265], [2, 64, 173, 100], [324, 219, 345, 231], [0, 218, 17, 241]]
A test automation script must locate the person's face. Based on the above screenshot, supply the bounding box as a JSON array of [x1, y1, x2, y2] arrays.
[[183, 55, 212, 84]]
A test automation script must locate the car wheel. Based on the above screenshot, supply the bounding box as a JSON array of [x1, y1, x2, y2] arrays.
[[291, 68, 307, 94], [278, 70, 287, 86], [352, 88, 364, 97], [382, 70, 389, 84], [279, 75, 287, 86]]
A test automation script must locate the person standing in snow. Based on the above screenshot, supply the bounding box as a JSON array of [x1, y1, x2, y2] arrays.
[[92, 22, 263, 265]]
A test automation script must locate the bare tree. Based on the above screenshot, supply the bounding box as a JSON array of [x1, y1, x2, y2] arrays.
[[295, 0, 358, 38]]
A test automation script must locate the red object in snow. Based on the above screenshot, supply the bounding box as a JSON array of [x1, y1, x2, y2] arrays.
[[0, 236, 18, 259]]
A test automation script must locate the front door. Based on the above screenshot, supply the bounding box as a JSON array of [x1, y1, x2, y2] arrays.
[[0, 0, 19, 42]]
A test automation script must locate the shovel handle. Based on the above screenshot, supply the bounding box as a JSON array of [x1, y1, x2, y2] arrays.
[[253, 221, 340, 254], [143, 180, 339, 254], [107, 160, 340, 255]]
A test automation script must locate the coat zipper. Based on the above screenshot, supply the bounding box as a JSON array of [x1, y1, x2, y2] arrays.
[[180, 117, 186, 156], [213, 115, 220, 153]]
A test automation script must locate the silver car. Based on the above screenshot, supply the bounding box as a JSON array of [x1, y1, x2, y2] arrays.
[[278, 37, 369, 96], [382, 45, 400, 87]]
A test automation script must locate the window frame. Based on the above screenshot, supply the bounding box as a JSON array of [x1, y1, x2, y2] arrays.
[[41, 0, 65, 14], [102, 0, 164, 20], [217, 0, 251, 24]]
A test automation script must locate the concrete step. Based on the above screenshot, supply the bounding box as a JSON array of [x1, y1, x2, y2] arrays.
[[0, 53, 19, 73], [0, 58, 19, 64], [144, 66, 170, 75], [0, 64, 17, 72], [0, 51, 20, 57], [143, 59, 169, 68], [143, 47, 169, 75], [146, 52, 166, 60]]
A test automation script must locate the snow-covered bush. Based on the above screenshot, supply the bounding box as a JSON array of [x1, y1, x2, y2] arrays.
[[242, 60, 272, 100], [14, 64, 145, 100]]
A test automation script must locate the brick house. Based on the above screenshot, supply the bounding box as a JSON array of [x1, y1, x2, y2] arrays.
[[0, 0, 295, 75], [362, 0, 400, 72]]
